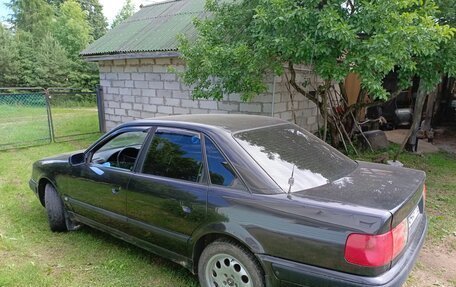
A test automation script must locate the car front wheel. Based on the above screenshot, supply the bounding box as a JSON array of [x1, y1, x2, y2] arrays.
[[198, 240, 265, 287], [44, 183, 77, 232]]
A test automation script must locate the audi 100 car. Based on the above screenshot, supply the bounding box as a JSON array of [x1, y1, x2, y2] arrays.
[[29, 115, 427, 287]]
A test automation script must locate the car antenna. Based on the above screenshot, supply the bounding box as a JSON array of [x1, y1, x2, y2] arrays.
[[287, 165, 295, 199]]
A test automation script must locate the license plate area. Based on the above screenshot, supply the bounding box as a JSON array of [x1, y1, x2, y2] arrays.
[[408, 206, 420, 229]]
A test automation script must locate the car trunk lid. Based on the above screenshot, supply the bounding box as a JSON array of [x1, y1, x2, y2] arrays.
[[292, 161, 426, 228]]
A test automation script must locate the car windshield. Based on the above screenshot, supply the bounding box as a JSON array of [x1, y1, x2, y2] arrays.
[[234, 123, 357, 192]]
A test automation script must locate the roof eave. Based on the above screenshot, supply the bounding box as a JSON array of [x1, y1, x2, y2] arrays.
[[81, 51, 181, 62]]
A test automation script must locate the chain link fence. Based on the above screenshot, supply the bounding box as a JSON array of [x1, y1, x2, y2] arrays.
[[48, 88, 103, 142], [0, 88, 52, 150], [0, 87, 104, 151]]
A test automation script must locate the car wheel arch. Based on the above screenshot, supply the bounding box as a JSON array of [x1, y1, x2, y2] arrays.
[[38, 177, 56, 207], [190, 230, 265, 274]]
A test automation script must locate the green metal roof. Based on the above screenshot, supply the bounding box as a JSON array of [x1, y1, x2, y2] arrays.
[[80, 0, 205, 57]]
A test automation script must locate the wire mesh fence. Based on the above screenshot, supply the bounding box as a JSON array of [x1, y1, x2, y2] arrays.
[[47, 88, 102, 142], [0, 87, 104, 151], [0, 88, 52, 150]]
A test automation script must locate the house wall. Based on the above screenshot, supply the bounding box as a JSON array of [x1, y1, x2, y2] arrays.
[[98, 58, 322, 131]]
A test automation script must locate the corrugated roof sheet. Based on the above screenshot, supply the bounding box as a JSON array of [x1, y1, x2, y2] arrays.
[[80, 0, 205, 56]]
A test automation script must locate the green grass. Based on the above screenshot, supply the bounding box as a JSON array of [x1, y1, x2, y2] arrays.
[[0, 139, 199, 287], [0, 129, 454, 286], [0, 105, 99, 149]]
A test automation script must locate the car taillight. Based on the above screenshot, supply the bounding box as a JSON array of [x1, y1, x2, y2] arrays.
[[344, 219, 408, 267]]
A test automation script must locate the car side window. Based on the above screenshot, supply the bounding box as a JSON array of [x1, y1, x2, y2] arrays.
[[142, 128, 203, 183], [205, 138, 247, 190], [91, 130, 148, 171]]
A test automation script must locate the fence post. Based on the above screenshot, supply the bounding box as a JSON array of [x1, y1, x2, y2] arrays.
[[44, 88, 56, 143], [96, 85, 106, 133]]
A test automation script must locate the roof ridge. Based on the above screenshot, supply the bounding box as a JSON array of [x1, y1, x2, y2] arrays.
[[140, 0, 182, 9], [124, 10, 202, 24]]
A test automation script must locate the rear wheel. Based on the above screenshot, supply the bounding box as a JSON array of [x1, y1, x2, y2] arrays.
[[198, 240, 264, 287], [44, 183, 76, 232]]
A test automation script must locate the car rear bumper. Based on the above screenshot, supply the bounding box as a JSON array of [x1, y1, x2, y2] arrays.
[[258, 214, 427, 287]]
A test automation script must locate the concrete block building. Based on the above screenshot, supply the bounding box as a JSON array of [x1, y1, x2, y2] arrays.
[[81, 0, 322, 132]]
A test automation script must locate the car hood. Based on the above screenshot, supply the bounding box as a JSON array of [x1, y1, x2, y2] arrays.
[[292, 161, 425, 213]]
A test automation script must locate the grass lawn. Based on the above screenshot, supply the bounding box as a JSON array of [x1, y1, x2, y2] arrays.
[[0, 138, 199, 287], [0, 105, 99, 150], [0, 135, 454, 286]]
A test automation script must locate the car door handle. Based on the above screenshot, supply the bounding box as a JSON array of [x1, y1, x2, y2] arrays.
[[112, 186, 121, 194]]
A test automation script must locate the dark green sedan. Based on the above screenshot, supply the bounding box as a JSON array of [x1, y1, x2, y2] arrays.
[[29, 115, 427, 287]]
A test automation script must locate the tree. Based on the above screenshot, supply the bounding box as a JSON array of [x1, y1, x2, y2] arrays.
[[78, 0, 108, 40], [400, 0, 456, 152], [53, 0, 92, 57], [111, 0, 135, 28], [34, 34, 72, 87], [0, 24, 21, 86], [7, 0, 54, 39], [46, 0, 108, 40], [179, 0, 455, 148], [436, 0, 456, 26], [1, 0, 99, 89], [14, 31, 40, 86], [52, 0, 99, 90]]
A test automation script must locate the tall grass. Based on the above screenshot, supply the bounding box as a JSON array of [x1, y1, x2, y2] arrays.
[[0, 138, 199, 287]]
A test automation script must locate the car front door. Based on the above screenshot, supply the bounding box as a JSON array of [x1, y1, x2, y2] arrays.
[[126, 127, 208, 257], [62, 127, 150, 231]]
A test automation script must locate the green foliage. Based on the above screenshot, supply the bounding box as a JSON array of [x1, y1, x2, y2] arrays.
[[46, 0, 108, 40], [53, 0, 92, 57], [0, 24, 21, 86], [78, 0, 108, 40], [7, 0, 54, 39], [111, 0, 135, 28], [34, 34, 73, 87], [2, 0, 100, 90], [436, 0, 456, 26], [179, 0, 455, 101]]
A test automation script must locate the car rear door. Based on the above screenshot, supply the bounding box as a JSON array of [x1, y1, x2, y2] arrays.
[[126, 127, 208, 257], [63, 127, 151, 231]]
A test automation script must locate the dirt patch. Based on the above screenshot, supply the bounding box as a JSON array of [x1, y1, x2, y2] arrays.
[[406, 239, 456, 287], [434, 126, 456, 154]]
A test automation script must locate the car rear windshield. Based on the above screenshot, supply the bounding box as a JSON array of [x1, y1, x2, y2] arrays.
[[234, 124, 357, 192]]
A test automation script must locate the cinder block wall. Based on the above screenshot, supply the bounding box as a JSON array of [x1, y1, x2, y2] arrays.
[[99, 58, 321, 131]]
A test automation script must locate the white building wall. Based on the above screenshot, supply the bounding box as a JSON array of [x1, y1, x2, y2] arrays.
[[99, 58, 321, 131]]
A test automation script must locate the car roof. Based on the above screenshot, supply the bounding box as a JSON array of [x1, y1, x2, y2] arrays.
[[124, 114, 288, 134]]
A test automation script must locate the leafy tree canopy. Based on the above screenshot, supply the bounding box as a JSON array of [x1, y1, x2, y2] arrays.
[[46, 0, 108, 40], [3, 0, 99, 90], [7, 0, 54, 39], [436, 0, 456, 26], [78, 0, 108, 40], [179, 0, 455, 102], [0, 24, 20, 86], [111, 0, 135, 28], [53, 0, 92, 57]]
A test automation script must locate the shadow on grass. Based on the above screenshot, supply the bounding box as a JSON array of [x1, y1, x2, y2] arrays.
[[75, 225, 198, 283]]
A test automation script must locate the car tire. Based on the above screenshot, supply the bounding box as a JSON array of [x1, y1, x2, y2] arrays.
[[198, 239, 265, 287], [44, 183, 71, 232]]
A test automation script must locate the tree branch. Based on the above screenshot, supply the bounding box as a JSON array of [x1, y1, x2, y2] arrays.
[[287, 62, 322, 109]]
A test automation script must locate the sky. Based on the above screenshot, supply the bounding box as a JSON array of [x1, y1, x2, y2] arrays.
[[0, 0, 167, 26]]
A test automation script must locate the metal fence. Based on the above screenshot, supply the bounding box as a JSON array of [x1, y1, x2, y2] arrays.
[[0, 87, 104, 151]]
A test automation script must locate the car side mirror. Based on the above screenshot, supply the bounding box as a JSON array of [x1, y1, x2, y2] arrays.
[[69, 152, 85, 166]]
